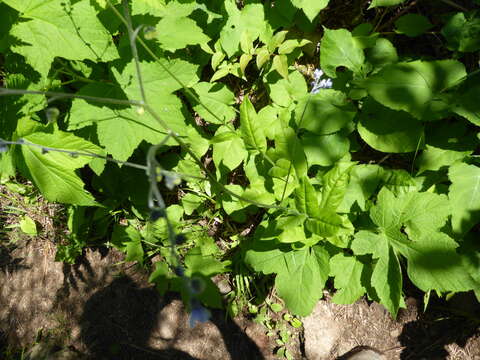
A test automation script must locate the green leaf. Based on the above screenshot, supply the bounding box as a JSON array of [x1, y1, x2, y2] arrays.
[[181, 193, 203, 215], [4, 0, 118, 77], [185, 247, 226, 276], [448, 163, 480, 235], [364, 60, 466, 120], [320, 28, 365, 78], [301, 131, 350, 167], [320, 162, 354, 210], [368, 0, 407, 8], [395, 14, 433, 37], [219, 1, 266, 57], [352, 230, 403, 317], [402, 233, 479, 292], [305, 210, 345, 238], [212, 126, 247, 172], [154, 2, 210, 51], [451, 73, 480, 126], [329, 253, 366, 304], [272, 54, 289, 79], [278, 39, 311, 54], [240, 97, 267, 154], [267, 70, 308, 107], [21, 130, 101, 206], [295, 90, 356, 135], [358, 99, 424, 153], [441, 12, 480, 52], [19, 216, 37, 236], [365, 38, 398, 69], [295, 177, 321, 216], [291, 0, 329, 22], [190, 82, 236, 125]]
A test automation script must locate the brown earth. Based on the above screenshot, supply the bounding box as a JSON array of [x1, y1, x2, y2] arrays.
[[1, 185, 480, 360]]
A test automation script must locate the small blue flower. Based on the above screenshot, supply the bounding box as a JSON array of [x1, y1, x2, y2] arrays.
[[189, 299, 211, 328], [311, 68, 333, 94]]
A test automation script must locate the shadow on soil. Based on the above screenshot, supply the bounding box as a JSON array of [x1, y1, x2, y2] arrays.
[[80, 275, 264, 360], [398, 291, 480, 360]]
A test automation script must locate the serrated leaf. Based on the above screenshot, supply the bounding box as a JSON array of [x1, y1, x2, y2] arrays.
[[364, 60, 466, 120], [185, 246, 226, 276], [330, 253, 366, 304], [305, 210, 344, 237], [320, 28, 365, 78], [448, 163, 480, 235], [212, 126, 247, 172], [296, 90, 356, 135], [21, 130, 101, 206], [358, 99, 424, 153], [4, 0, 118, 77], [320, 162, 354, 210], [240, 97, 267, 154], [191, 82, 236, 125], [395, 14, 433, 37], [267, 70, 308, 107], [295, 177, 321, 216], [291, 0, 329, 22]]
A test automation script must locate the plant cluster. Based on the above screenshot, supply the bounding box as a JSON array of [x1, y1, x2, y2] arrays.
[[1, 0, 480, 329]]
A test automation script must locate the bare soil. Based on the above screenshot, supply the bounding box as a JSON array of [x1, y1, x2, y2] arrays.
[[1, 185, 479, 360]]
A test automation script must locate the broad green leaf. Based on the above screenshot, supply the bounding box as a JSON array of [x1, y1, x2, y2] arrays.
[[417, 145, 470, 174], [181, 193, 203, 215], [381, 169, 418, 196], [190, 82, 236, 125], [154, 2, 210, 51], [448, 163, 480, 235], [219, 1, 266, 57], [365, 38, 398, 69], [276, 246, 329, 316], [452, 73, 480, 126], [352, 231, 403, 317], [291, 0, 329, 22], [240, 97, 267, 154], [19, 216, 37, 236], [273, 55, 289, 79], [21, 130, 101, 206], [368, 0, 407, 8], [320, 28, 365, 78], [267, 70, 308, 107], [276, 215, 308, 244], [295, 90, 356, 135], [358, 99, 424, 153], [305, 210, 345, 238], [301, 131, 350, 167], [402, 233, 480, 292], [4, 0, 118, 77], [395, 14, 432, 37], [442, 12, 480, 52], [212, 126, 247, 172], [185, 247, 226, 276], [278, 39, 311, 54], [329, 253, 366, 304], [125, 241, 144, 265], [364, 60, 466, 120], [338, 164, 383, 212], [320, 162, 354, 210], [256, 47, 271, 69], [295, 177, 321, 216]]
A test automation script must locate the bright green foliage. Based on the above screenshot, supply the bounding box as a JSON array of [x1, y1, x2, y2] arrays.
[[448, 163, 480, 235], [4, 0, 118, 78], [2, 0, 480, 322], [365, 60, 466, 120], [358, 99, 423, 153], [329, 253, 366, 304], [442, 12, 480, 52], [368, 0, 407, 8], [21, 130, 102, 206], [320, 28, 365, 78], [395, 14, 433, 37]]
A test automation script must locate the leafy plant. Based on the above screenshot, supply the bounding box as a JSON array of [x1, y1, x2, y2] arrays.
[[1, 0, 480, 337]]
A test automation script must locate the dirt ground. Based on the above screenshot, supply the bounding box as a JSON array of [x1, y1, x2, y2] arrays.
[[1, 185, 480, 360]]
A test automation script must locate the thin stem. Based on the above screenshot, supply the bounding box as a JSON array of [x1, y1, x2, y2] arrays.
[[439, 0, 469, 12], [122, 0, 147, 106], [0, 88, 142, 108]]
